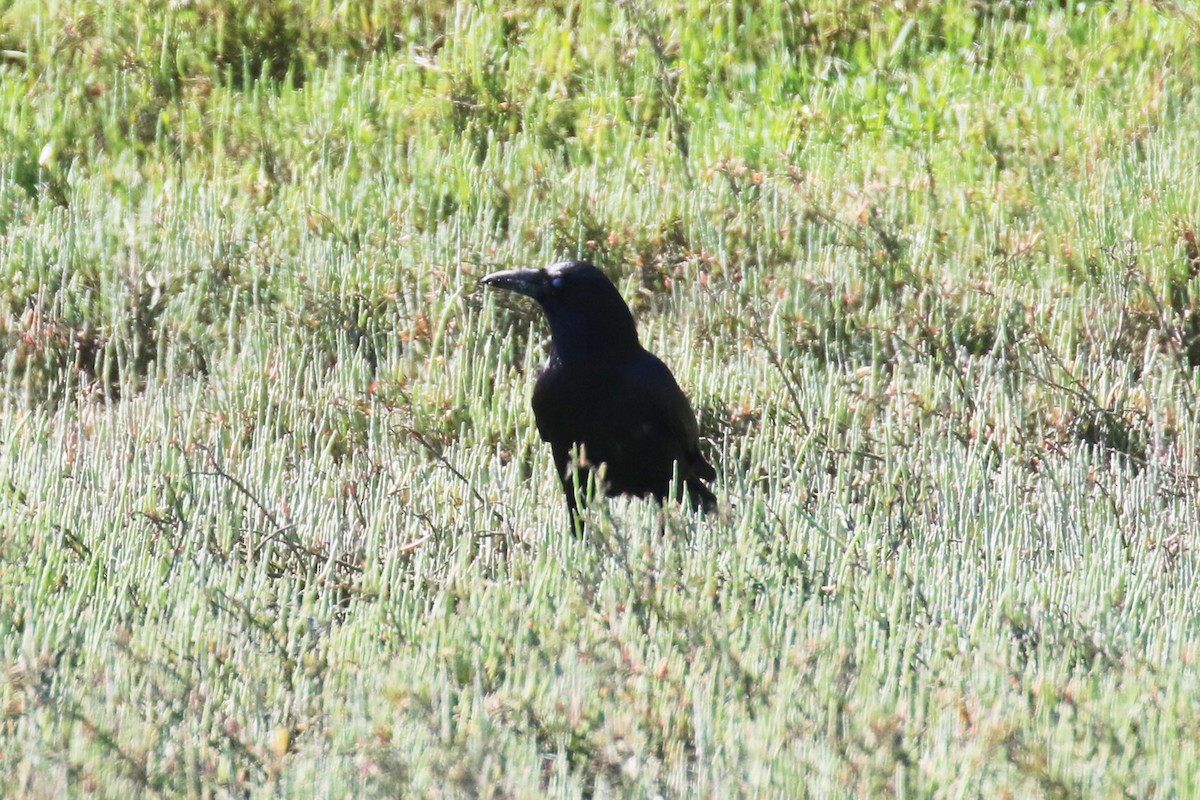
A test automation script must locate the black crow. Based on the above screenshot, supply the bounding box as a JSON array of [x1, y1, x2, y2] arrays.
[[482, 260, 717, 527]]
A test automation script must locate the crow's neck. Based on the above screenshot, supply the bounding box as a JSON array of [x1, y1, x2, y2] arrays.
[[546, 317, 641, 366]]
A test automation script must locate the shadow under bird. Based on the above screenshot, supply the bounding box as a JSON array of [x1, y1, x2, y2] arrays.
[[481, 260, 717, 527]]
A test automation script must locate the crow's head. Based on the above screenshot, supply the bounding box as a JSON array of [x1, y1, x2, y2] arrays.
[[481, 260, 640, 358]]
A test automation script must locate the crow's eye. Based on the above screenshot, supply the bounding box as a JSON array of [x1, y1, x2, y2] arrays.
[[550, 275, 564, 290]]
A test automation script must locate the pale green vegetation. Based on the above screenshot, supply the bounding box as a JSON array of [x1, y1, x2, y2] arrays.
[[1, 0, 1199, 796]]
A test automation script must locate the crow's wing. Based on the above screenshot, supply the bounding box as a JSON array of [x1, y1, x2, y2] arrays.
[[621, 351, 716, 482]]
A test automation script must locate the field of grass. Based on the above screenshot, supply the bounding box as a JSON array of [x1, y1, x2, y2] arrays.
[[1, 0, 1199, 796]]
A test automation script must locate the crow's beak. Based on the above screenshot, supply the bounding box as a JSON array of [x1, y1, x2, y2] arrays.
[[479, 268, 546, 300]]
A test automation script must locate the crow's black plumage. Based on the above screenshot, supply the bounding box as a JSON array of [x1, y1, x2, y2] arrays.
[[482, 260, 717, 526]]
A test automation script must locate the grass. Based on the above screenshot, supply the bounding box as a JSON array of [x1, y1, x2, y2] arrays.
[[1, 0, 1199, 796]]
